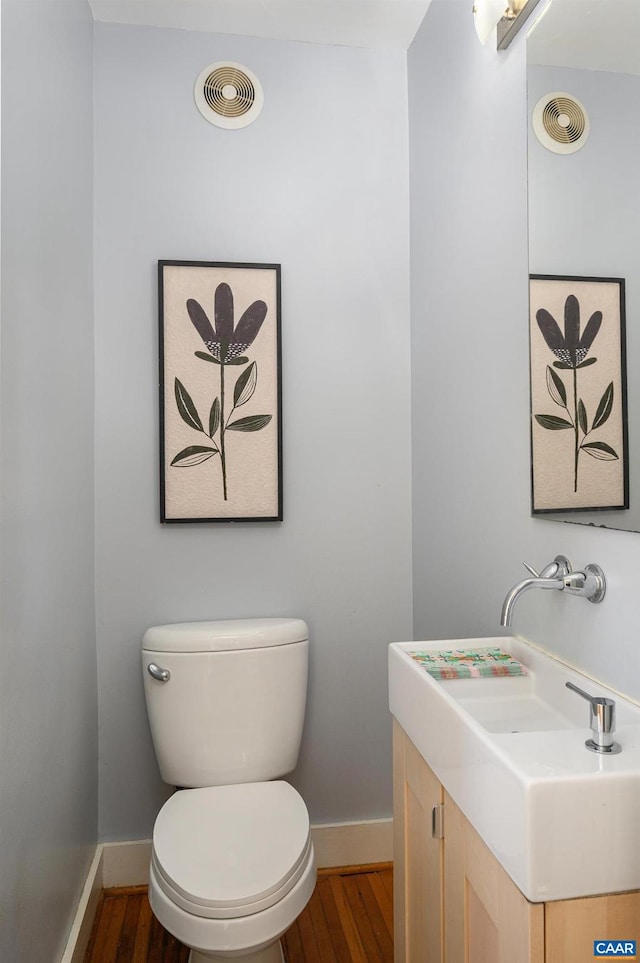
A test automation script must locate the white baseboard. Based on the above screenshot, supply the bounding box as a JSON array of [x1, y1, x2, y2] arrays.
[[59, 846, 104, 963], [102, 838, 153, 887], [312, 818, 393, 868], [60, 818, 393, 960]]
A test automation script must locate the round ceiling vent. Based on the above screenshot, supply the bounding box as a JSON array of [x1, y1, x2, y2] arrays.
[[194, 62, 264, 130], [532, 92, 590, 155]]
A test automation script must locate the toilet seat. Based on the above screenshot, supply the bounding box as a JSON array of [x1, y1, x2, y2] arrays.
[[152, 782, 311, 920], [149, 845, 316, 958]]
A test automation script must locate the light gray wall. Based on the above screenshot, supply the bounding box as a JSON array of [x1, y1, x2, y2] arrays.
[[0, 2, 97, 959], [94, 23, 413, 839], [409, 1, 640, 703], [409, 0, 533, 641]]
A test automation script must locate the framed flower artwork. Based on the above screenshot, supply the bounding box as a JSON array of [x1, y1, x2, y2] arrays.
[[529, 275, 628, 514], [159, 261, 282, 522]]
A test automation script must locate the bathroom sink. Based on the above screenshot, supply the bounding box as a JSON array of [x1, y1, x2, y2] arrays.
[[445, 680, 576, 734], [389, 636, 640, 902]]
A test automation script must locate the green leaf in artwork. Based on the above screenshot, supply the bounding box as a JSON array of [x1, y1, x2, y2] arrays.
[[195, 351, 220, 364], [233, 362, 257, 408], [576, 357, 597, 369], [553, 362, 572, 370], [226, 356, 249, 365], [592, 382, 614, 430], [534, 414, 573, 431], [171, 445, 218, 467], [581, 441, 619, 461], [578, 399, 588, 435], [546, 365, 567, 407], [175, 379, 204, 432], [209, 397, 220, 438], [226, 414, 272, 432]]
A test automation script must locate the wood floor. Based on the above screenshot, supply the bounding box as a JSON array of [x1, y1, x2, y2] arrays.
[[85, 864, 393, 963]]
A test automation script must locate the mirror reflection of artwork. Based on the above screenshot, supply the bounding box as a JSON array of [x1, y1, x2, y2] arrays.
[[530, 275, 628, 513], [527, 0, 640, 529]]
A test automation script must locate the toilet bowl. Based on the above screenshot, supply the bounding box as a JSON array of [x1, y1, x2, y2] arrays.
[[142, 619, 316, 961], [148, 781, 316, 961]]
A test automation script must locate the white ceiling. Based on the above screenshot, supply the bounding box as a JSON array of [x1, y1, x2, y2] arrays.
[[527, 0, 640, 76], [87, 0, 433, 50]]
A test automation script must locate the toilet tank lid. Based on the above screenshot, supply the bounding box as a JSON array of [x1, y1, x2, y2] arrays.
[[142, 617, 309, 652]]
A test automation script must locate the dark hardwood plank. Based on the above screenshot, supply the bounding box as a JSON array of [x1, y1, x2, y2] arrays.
[[86, 895, 128, 963], [84, 892, 106, 963], [86, 864, 394, 963], [281, 918, 305, 963], [115, 894, 144, 963], [353, 874, 393, 958], [328, 874, 368, 963], [306, 882, 339, 963], [342, 874, 386, 963], [379, 867, 394, 906], [315, 876, 354, 962], [368, 870, 394, 939], [131, 895, 154, 963], [144, 913, 166, 963]]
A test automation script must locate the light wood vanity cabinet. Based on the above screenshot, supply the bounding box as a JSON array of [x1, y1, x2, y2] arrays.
[[393, 719, 444, 961], [393, 721, 640, 963]]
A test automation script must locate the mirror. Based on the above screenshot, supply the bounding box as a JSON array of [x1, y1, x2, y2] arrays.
[[527, 0, 640, 531]]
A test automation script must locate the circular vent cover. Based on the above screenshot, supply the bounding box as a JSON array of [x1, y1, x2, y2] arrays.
[[532, 92, 589, 154], [194, 62, 264, 130]]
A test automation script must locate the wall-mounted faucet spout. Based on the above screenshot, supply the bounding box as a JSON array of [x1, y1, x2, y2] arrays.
[[500, 556, 570, 627], [500, 555, 606, 627]]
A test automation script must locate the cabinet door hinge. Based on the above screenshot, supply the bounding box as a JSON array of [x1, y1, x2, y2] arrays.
[[431, 803, 444, 839]]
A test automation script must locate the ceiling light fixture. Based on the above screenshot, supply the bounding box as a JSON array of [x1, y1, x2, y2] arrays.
[[473, 0, 508, 45], [473, 0, 545, 49]]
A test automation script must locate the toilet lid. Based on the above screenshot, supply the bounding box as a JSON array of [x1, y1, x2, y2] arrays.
[[152, 782, 311, 918]]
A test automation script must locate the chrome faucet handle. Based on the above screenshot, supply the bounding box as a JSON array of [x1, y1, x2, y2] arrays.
[[565, 681, 621, 754], [523, 555, 572, 580], [546, 555, 572, 577], [522, 555, 571, 581]]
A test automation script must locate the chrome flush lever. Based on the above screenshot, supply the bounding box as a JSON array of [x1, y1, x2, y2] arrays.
[[147, 663, 171, 683], [566, 681, 621, 754]]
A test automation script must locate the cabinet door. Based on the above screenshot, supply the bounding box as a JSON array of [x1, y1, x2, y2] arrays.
[[546, 893, 640, 963], [443, 793, 544, 963], [393, 721, 444, 963]]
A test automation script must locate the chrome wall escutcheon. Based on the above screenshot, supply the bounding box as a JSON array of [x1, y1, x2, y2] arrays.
[[584, 563, 606, 603], [147, 663, 170, 682]]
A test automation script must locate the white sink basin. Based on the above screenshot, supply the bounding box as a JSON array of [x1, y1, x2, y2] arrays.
[[446, 679, 576, 734], [389, 636, 640, 902]]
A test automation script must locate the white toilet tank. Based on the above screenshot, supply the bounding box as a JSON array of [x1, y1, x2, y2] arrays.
[[142, 618, 309, 788]]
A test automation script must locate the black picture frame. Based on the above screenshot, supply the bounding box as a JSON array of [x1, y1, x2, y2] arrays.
[[529, 274, 628, 514], [159, 260, 282, 522]]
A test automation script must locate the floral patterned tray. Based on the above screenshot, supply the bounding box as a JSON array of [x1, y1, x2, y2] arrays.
[[408, 647, 527, 680]]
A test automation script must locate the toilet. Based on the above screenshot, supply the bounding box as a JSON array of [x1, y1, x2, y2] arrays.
[[142, 617, 316, 963]]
